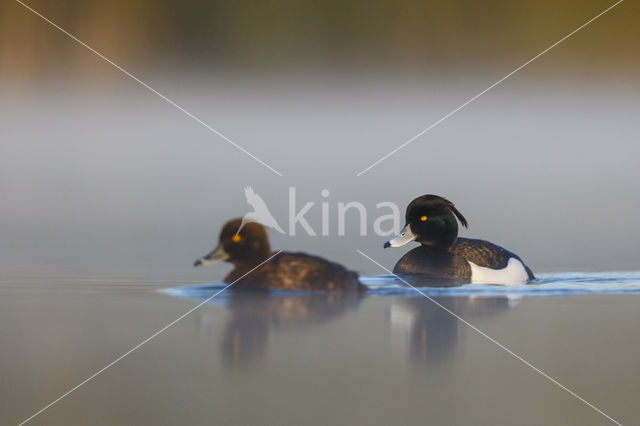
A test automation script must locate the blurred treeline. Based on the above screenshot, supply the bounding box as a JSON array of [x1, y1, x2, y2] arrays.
[[1, 0, 638, 81]]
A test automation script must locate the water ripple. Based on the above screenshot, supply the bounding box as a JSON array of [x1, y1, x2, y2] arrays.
[[161, 271, 640, 301]]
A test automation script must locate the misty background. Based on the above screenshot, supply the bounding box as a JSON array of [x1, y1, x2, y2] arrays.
[[1, 0, 638, 280]]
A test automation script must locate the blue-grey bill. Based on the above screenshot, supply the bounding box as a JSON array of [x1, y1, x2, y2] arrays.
[[194, 245, 229, 267], [384, 223, 417, 248]]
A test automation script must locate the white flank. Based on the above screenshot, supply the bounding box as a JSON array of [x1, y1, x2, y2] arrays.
[[468, 257, 529, 285]]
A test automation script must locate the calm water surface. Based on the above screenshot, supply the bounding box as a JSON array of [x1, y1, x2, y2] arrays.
[[2, 272, 640, 425]]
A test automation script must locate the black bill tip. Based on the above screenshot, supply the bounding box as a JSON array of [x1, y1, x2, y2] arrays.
[[383, 241, 391, 249], [193, 259, 203, 267]]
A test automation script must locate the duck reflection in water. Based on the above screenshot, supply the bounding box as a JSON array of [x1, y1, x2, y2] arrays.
[[388, 296, 519, 367], [196, 290, 364, 370]]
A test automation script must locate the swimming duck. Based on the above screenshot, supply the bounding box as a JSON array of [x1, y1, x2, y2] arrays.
[[194, 218, 366, 291], [384, 195, 534, 284]]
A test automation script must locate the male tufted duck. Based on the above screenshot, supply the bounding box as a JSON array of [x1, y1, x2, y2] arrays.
[[385, 195, 534, 285]]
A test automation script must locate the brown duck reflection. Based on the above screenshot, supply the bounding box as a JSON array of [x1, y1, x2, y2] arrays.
[[213, 291, 364, 369], [388, 296, 519, 367]]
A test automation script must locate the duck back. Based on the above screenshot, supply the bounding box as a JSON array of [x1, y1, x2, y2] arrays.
[[227, 252, 365, 292], [453, 238, 535, 280]]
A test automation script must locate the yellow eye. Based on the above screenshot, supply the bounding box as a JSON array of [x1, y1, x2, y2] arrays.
[[420, 216, 428, 221], [231, 234, 242, 242]]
